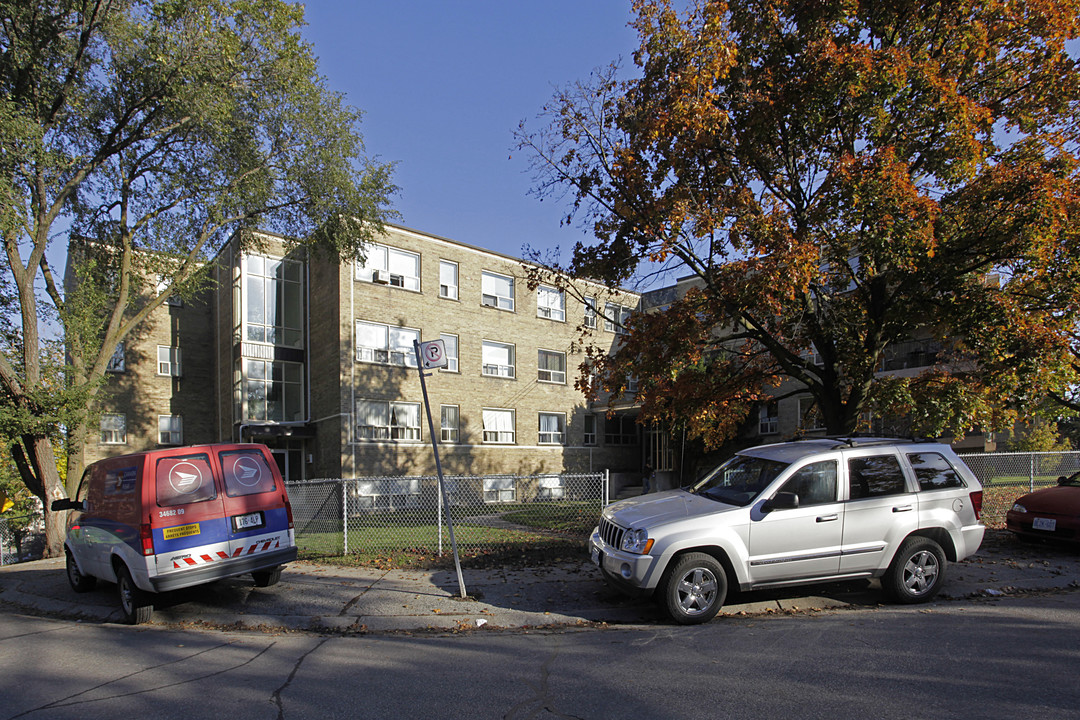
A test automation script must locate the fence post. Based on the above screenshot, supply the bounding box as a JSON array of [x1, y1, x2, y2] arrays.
[[342, 479, 348, 555], [1030, 454, 1035, 493], [604, 469, 609, 506]]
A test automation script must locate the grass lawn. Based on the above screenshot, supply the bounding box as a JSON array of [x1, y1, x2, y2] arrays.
[[296, 504, 597, 569]]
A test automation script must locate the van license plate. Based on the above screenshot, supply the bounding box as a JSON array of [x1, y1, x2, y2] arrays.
[[233, 512, 265, 532], [1032, 517, 1056, 532]]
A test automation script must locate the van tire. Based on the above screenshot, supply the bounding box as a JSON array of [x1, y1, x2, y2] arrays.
[[66, 549, 97, 593], [252, 566, 282, 587], [116, 564, 153, 625]]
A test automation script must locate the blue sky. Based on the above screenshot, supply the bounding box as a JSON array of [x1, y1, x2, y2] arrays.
[[299, 1, 641, 268]]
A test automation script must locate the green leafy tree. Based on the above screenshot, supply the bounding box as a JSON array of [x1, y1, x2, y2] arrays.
[[518, 0, 1080, 449], [1, 0, 396, 555]]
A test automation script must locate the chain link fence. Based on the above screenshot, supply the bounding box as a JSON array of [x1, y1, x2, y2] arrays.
[[960, 451, 1080, 528], [286, 472, 607, 558], [1, 514, 42, 566]]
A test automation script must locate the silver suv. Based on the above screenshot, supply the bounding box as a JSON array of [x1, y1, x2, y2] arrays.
[[589, 438, 985, 624]]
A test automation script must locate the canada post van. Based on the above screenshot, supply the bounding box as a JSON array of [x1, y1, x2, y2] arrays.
[[52, 443, 297, 624]]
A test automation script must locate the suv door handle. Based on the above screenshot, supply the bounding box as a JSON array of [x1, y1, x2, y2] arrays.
[[892, 505, 913, 513], [816, 514, 838, 523]]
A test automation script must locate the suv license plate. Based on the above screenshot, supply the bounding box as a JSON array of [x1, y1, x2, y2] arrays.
[[1032, 517, 1057, 532], [233, 511, 265, 532]]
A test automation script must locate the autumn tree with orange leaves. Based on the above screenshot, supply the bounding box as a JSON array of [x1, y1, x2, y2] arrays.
[[518, 0, 1080, 449]]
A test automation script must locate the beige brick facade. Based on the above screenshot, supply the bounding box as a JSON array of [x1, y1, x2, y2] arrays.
[[77, 224, 647, 482]]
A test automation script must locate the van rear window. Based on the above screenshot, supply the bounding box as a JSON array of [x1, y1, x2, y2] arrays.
[[219, 448, 277, 497], [156, 453, 217, 507]]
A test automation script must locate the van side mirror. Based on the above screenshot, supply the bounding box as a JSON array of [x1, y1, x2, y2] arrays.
[[763, 492, 799, 512], [50, 498, 83, 511]]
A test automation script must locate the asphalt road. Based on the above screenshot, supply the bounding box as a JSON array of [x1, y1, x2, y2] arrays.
[[2, 591, 1079, 720]]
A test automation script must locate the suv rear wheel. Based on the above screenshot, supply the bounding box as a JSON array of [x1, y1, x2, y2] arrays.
[[659, 552, 727, 625], [883, 536, 946, 604]]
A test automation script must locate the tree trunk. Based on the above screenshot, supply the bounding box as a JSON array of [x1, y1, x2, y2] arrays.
[[29, 436, 68, 558]]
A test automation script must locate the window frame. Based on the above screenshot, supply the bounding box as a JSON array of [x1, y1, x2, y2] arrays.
[[440, 405, 460, 443], [440, 333, 459, 373], [537, 349, 567, 384], [157, 346, 182, 377], [439, 260, 459, 300], [355, 320, 420, 368], [482, 408, 516, 444], [481, 340, 516, 379], [100, 413, 127, 445], [481, 271, 515, 311], [355, 243, 421, 291], [243, 359, 305, 423], [356, 399, 422, 442], [158, 415, 184, 446], [583, 414, 597, 446], [537, 285, 566, 322], [538, 412, 566, 445]]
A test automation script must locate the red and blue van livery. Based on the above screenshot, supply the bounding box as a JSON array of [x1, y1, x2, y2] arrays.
[[56, 443, 297, 623]]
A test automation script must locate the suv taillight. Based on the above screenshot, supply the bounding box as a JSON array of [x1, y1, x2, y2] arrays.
[[284, 497, 294, 529], [970, 490, 983, 521], [140, 523, 154, 556]]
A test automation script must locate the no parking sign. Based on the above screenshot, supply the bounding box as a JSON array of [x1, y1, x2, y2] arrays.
[[418, 338, 448, 369]]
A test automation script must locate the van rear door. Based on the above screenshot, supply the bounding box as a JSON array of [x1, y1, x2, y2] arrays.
[[215, 446, 293, 560], [151, 450, 230, 577]]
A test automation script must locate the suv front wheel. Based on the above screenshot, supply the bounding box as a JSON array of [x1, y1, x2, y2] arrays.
[[883, 536, 946, 604], [659, 552, 728, 625]]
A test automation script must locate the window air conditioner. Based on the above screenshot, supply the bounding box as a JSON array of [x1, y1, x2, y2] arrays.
[[372, 270, 389, 284]]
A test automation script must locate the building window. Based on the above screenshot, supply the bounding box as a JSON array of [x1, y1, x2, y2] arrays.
[[100, 414, 126, 444], [605, 415, 638, 445], [759, 401, 779, 435], [439, 260, 458, 300], [440, 405, 459, 443], [538, 349, 566, 384], [798, 396, 825, 432], [537, 285, 565, 321], [483, 477, 515, 503], [584, 297, 597, 329], [158, 415, 183, 445], [244, 255, 304, 348], [605, 303, 633, 334], [539, 412, 566, 445], [355, 243, 421, 291], [584, 414, 597, 445], [482, 340, 515, 378], [356, 400, 421, 441], [482, 408, 515, 443], [157, 346, 182, 377], [106, 343, 125, 373], [356, 320, 419, 367], [245, 360, 305, 422], [440, 333, 459, 372], [157, 275, 183, 306], [481, 271, 514, 311]]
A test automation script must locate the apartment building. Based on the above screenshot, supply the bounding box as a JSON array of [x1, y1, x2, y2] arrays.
[[77, 224, 644, 483]]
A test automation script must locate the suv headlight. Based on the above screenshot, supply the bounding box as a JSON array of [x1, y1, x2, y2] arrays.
[[1011, 503, 1027, 513], [621, 528, 654, 555]]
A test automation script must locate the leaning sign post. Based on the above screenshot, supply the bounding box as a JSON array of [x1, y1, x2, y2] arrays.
[[413, 338, 467, 599]]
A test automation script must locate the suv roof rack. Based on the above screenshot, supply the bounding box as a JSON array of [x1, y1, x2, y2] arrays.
[[825, 435, 939, 449]]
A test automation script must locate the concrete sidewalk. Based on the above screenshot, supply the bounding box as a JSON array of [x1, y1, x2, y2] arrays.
[[1, 530, 1077, 633]]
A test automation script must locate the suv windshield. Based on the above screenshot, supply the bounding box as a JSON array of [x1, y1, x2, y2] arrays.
[[690, 455, 789, 507]]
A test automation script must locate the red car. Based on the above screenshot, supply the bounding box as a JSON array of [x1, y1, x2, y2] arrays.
[[1006, 472, 1080, 543]]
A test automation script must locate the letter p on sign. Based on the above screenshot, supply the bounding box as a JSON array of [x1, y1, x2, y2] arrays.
[[419, 339, 447, 369]]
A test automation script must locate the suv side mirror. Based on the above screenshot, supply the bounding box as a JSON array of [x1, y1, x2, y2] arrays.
[[763, 492, 799, 512], [50, 498, 83, 512]]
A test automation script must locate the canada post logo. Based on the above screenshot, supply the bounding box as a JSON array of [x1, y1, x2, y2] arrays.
[[168, 462, 205, 495], [230, 456, 264, 487]]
